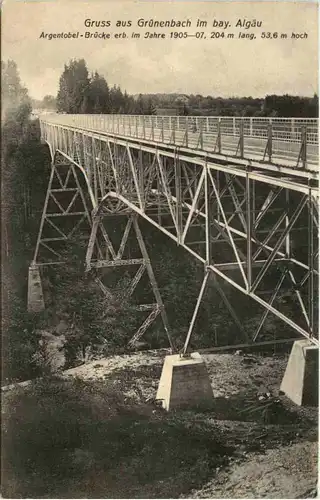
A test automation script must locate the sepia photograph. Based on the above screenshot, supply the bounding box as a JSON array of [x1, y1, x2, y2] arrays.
[[1, 0, 319, 498]]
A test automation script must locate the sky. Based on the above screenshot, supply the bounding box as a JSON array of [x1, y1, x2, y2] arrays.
[[1, 0, 318, 100]]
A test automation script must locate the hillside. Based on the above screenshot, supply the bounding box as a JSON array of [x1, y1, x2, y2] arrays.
[[2, 349, 318, 498]]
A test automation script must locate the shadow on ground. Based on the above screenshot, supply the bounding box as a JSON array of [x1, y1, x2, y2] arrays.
[[2, 376, 233, 498]]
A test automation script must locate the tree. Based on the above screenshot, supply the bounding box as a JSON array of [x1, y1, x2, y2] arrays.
[[122, 91, 136, 114], [144, 97, 157, 115], [2, 60, 31, 118], [42, 95, 56, 110], [109, 84, 127, 113], [134, 94, 145, 114], [87, 71, 110, 113], [56, 59, 90, 113]]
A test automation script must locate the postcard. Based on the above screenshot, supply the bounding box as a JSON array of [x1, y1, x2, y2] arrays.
[[2, 1, 318, 498]]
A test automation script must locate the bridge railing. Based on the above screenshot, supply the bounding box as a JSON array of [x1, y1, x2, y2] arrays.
[[40, 113, 319, 168]]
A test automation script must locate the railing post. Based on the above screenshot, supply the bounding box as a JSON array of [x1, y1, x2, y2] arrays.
[[216, 117, 221, 153], [268, 120, 273, 162], [172, 116, 176, 144], [128, 115, 131, 136], [151, 116, 154, 141], [136, 116, 138, 137], [291, 118, 295, 140], [206, 116, 209, 133], [297, 125, 307, 168], [143, 115, 146, 139], [161, 117, 164, 142], [239, 119, 244, 158], [199, 118, 204, 149], [263, 119, 273, 163], [185, 116, 189, 147], [233, 117, 236, 136], [250, 117, 253, 136]]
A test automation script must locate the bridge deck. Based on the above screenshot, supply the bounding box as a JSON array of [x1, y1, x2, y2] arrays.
[[40, 114, 319, 172]]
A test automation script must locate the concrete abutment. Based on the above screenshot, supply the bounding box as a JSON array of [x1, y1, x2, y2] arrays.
[[156, 352, 213, 411], [280, 339, 318, 406]]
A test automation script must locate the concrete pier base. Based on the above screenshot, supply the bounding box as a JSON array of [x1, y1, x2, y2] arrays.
[[27, 265, 45, 312], [156, 352, 213, 411], [280, 340, 318, 406]]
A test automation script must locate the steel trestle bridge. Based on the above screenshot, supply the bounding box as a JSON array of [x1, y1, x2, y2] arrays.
[[29, 113, 319, 351]]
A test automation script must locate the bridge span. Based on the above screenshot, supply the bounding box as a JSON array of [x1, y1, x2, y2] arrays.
[[29, 113, 319, 352]]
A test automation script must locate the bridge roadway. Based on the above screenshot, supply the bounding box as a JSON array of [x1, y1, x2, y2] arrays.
[[41, 113, 319, 172], [32, 113, 319, 350]]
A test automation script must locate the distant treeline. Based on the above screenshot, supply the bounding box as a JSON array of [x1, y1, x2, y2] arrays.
[[175, 93, 318, 117], [32, 58, 318, 118]]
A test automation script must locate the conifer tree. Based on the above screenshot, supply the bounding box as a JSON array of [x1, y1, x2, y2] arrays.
[[56, 59, 90, 113]]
